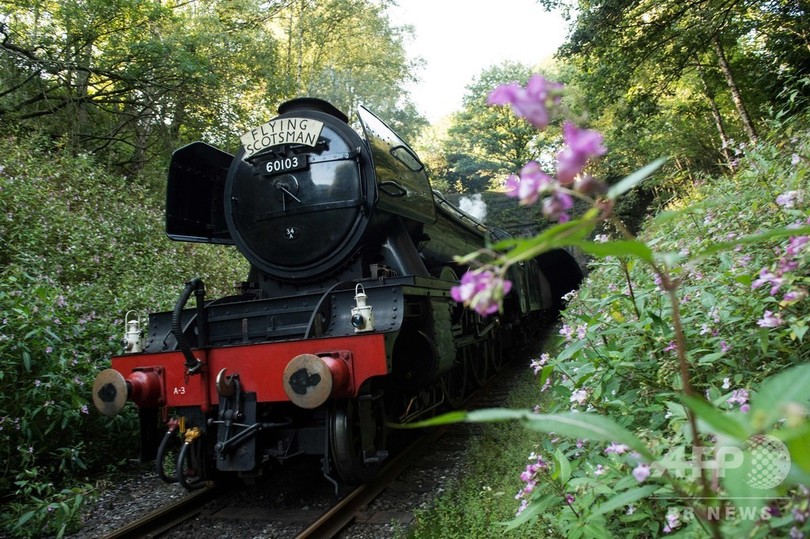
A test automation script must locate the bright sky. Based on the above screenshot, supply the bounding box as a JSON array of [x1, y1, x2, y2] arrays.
[[388, 0, 569, 123]]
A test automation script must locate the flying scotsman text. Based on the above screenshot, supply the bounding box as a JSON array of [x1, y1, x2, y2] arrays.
[[241, 118, 324, 159]]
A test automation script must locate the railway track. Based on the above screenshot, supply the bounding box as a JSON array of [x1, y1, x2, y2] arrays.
[[99, 346, 539, 539], [101, 485, 221, 539], [98, 418, 452, 539]]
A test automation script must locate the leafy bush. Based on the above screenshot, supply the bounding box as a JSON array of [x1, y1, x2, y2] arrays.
[[409, 113, 810, 538], [0, 132, 247, 537]]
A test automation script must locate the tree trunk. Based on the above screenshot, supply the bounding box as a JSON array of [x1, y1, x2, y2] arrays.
[[73, 41, 93, 149], [696, 62, 734, 171], [712, 35, 758, 144]]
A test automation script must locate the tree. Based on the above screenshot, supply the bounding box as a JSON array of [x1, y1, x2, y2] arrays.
[[440, 62, 561, 193], [0, 0, 286, 174], [270, 0, 426, 139], [567, 1, 807, 131], [0, 0, 423, 174]]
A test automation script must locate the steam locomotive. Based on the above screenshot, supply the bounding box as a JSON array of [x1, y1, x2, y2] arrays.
[[92, 98, 583, 488]]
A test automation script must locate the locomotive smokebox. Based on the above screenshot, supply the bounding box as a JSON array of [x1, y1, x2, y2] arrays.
[[282, 353, 351, 409]]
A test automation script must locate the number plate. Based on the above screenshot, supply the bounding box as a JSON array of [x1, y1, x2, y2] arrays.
[[261, 155, 308, 175]]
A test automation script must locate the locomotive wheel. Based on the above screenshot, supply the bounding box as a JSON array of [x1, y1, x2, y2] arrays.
[[468, 340, 490, 387], [328, 397, 387, 484], [489, 333, 505, 372], [441, 356, 467, 409]]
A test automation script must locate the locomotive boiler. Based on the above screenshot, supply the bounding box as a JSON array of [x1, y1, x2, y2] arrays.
[[92, 98, 583, 488]]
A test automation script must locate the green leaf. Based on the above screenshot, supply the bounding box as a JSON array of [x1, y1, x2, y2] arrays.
[[580, 523, 612, 539], [553, 448, 572, 485], [569, 239, 654, 263], [402, 409, 652, 460], [790, 322, 808, 342], [696, 352, 726, 365], [682, 395, 750, 439], [750, 364, 810, 430], [17, 511, 36, 527], [518, 411, 654, 460], [387, 409, 469, 428], [785, 426, 810, 473], [691, 224, 810, 262], [607, 157, 667, 199], [592, 485, 660, 516], [558, 338, 587, 360], [501, 493, 556, 530], [492, 208, 600, 261], [722, 452, 775, 516], [537, 364, 553, 389]]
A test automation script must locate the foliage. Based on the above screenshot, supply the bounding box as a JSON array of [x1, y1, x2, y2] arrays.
[[0, 131, 247, 537], [440, 62, 564, 193], [271, 0, 427, 142], [408, 371, 563, 538], [407, 107, 810, 538], [465, 0, 808, 230], [0, 0, 424, 175]]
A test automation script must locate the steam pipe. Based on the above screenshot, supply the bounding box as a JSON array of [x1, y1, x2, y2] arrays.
[[176, 427, 207, 490], [155, 419, 180, 484], [172, 278, 205, 375]]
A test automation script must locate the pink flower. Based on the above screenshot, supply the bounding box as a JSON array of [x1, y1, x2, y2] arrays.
[[542, 190, 574, 222], [529, 354, 549, 375], [487, 74, 563, 130], [604, 442, 629, 455], [727, 388, 749, 407], [632, 463, 651, 482], [751, 267, 783, 296], [784, 288, 808, 303], [776, 191, 801, 208], [757, 310, 784, 328], [570, 388, 588, 406], [555, 122, 607, 184], [663, 511, 681, 533], [504, 161, 554, 205], [451, 269, 512, 316], [787, 235, 809, 256]]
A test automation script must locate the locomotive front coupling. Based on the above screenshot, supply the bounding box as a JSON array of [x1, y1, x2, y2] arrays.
[[92, 367, 165, 416], [281, 352, 352, 409]]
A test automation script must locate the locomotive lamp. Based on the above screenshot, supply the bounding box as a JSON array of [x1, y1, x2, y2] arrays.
[[122, 311, 143, 354], [351, 284, 375, 333]]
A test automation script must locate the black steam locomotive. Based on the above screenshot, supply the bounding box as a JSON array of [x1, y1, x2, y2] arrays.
[[92, 98, 583, 488]]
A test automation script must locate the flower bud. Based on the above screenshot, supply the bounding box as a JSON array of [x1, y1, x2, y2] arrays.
[[575, 175, 607, 196]]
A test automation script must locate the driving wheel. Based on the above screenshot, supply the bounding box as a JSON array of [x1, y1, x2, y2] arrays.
[[328, 397, 387, 484]]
